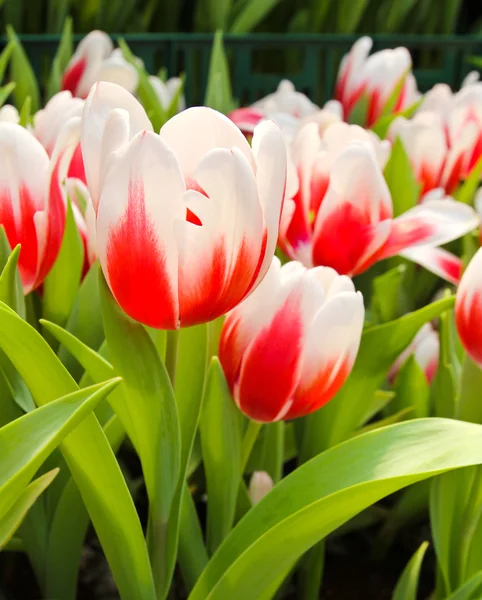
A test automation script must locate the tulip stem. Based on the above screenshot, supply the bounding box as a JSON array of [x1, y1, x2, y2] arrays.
[[165, 330, 180, 387], [241, 420, 263, 473]]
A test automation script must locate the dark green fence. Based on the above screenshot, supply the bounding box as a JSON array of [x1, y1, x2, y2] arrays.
[[3, 33, 482, 106]]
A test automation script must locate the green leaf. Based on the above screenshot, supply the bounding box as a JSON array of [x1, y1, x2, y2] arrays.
[[301, 295, 455, 456], [446, 572, 482, 600], [99, 273, 180, 599], [189, 418, 482, 600], [0, 469, 59, 550], [371, 98, 423, 139], [0, 303, 156, 600], [336, 0, 370, 32], [0, 82, 16, 109], [372, 264, 408, 323], [58, 262, 104, 379], [392, 541, 429, 600], [393, 355, 430, 419], [46, 17, 73, 100], [0, 379, 119, 520], [0, 41, 14, 85], [6, 26, 40, 113], [382, 0, 418, 32], [432, 307, 459, 418], [201, 357, 242, 555], [230, 0, 284, 33], [457, 355, 482, 423], [455, 156, 482, 205], [384, 137, 420, 217], [18, 95, 31, 127], [43, 199, 84, 331], [204, 31, 236, 114], [0, 241, 25, 318], [118, 38, 167, 130], [347, 93, 370, 126]]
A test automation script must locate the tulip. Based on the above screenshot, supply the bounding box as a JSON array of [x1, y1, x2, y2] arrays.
[[228, 107, 265, 136], [0, 122, 78, 292], [81, 82, 287, 329], [280, 142, 478, 279], [248, 472, 274, 504], [390, 323, 439, 383], [455, 248, 482, 366], [335, 37, 419, 127], [388, 112, 448, 196], [252, 79, 319, 119], [219, 258, 364, 422], [148, 75, 186, 114], [62, 31, 138, 99]]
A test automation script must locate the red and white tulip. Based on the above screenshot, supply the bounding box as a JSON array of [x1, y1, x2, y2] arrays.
[[62, 31, 138, 99], [0, 122, 79, 292], [455, 247, 482, 366], [252, 79, 319, 119], [390, 323, 439, 383], [281, 142, 478, 278], [219, 258, 364, 422], [81, 82, 287, 329], [335, 37, 419, 127]]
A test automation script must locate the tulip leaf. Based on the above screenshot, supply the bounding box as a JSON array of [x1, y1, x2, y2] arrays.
[[455, 156, 482, 205], [6, 26, 40, 113], [457, 355, 482, 424], [336, 0, 370, 32], [392, 541, 429, 600], [99, 273, 180, 599], [0, 241, 25, 319], [0, 40, 14, 85], [393, 355, 430, 419], [371, 98, 423, 139], [0, 469, 58, 550], [0, 379, 118, 521], [0, 82, 16, 109], [204, 30, 236, 114], [18, 95, 31, 127], [432, 308, 459, 418], [384, 137, 420, 216], [58, 262, 104, 380], [301, 294, 455, 458], [43, 199, 85, 333], [46, 16, 73, 100], [0, 303, 156, 600], [229, 0, 284, 34], [189, 418, 482, 600], [446, 571, 482, 600], [201, 357, 242, 555], [372, 263, 408, 323]]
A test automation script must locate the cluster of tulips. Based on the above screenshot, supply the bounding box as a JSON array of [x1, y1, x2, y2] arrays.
[[3, 29, 482, 600]]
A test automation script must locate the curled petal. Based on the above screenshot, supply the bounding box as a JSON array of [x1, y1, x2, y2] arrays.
[[81, 82, 153, 211], [400, 246, 462, 285], [159, 107, 254, 181]]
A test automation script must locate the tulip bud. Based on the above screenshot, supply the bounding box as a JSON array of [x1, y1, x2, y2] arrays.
[[390, 323, 439, 384], [62, 31, 138, 99], [248, 471, 274, 505], [456, 248, 482, 366], [219, 258, 365, 422]]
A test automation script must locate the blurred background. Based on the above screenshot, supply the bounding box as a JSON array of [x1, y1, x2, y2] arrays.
[[1, 0, 481, 36]]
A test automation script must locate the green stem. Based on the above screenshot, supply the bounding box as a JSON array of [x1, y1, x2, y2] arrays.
[[165, 330, 180, 387], [298, 542, 325, 600], [241, 419, 263, 473]]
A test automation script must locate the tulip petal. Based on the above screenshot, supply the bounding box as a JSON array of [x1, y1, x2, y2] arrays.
[[382, 198, 478, 259], [250, 121, 287, 288], [399, 245, 463, 284], [288, 290, 364, 419], [81, 82, 153, 211], [175, 147, 264, 326], [159, 107, 254, 182], [235, 286, 304, 422], [0, 124, 51, 291], [456, 248, 482, 366], [98, 131, 185, 329], [96, 56, 139, 95]]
